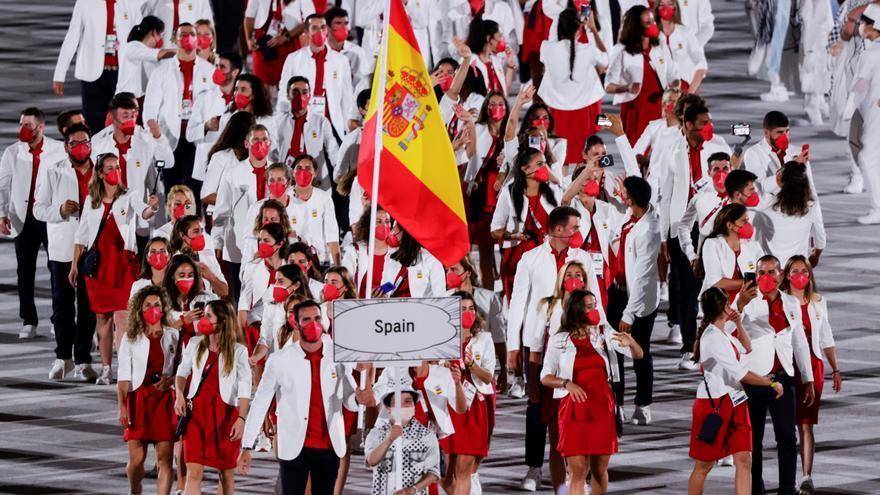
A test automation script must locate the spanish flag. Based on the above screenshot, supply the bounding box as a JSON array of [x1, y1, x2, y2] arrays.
[[357, 0, 469, 267]]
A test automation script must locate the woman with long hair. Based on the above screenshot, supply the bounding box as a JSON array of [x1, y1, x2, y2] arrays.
[[491, 146, 562, 300], [238, 223, 288, 355], [284, 241, 325, 298], [153, 185, 200, 240], [288, 154, 341, 265], [174, 300, 251, 495], [541, 289, 643, 495], [697, 203, 764, 303], [194, 19, 217, 64], [70, 153, 160, 385], [320, 266, 357, 329], [130, 237, 172, 299], [466, 17, 516, 96], [380, 222, 447, 298], [538, 7, 608, 165], [780, 256, 841, 494], [240, 194, 294, 260], [344, 206, 393, 297], [605, 5, 679, 143], [654, 0, 707, 93], [687, 288, 783, 495], [169, 214, 229, 298], [503, 91, 568, 180], [201, 111, 256, 208], [163, 254, 214, 348], [248, 264, 310, 364], [117, 285, 178, 495]]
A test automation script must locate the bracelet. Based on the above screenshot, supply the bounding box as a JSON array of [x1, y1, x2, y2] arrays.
[[561, 379, 570, 389], [831, 370, 841, 375], [237, 415, 246, 422]]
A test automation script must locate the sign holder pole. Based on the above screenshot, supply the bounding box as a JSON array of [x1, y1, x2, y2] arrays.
[[392, 366, 403, 491]]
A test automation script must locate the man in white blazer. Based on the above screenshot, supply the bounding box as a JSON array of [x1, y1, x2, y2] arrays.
[[735, 254, 815, 495], [239, 299, 359, 494], [277, 14, 355, 140], [53, 0, 143, 133], [607, 176, 661, 425], [325, 8, 371, 92], [0, 107, 67, 340], [33, 123, 98, 381], [505, 205, 604, 491], [143, 23, 220, 199]]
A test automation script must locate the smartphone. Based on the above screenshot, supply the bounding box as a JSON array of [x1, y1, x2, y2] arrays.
[[596, 114, 612, 128], [580, 3, 591, 20], [731, 123, 750, 137], [599, 154, 614, 168], [528, 135, 543, 150], [194, 301, 206, 311], [155, 160, 166, 170], [801, 144, 810, 155], [743, 272, 756, 286]]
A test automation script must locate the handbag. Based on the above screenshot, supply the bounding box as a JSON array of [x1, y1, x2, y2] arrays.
[[174, 354, 217, 439], [81, 198, 116, 278], [697, 374, 723, 444]]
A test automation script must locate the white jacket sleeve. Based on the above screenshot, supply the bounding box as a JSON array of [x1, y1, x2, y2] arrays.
[[242, 351, 280, 449], [506, 255, 531, 349], [809, 204, 827, 251], [235, 345, 253, 400], [614, 134, 641, 178], [818, 299, 835, 350], [621, 224, 659, 324], [117, 337, 134, 383], [33, 165, 64, 224], [792, 320, 815, 382], [53, 0, 84, 82], [539, 334, 562, 380], [0, 148, 13, 218]]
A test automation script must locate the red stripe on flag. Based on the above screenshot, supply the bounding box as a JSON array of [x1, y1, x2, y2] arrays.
[[358, 115, 469, 267], [388, 0, 423, 54]]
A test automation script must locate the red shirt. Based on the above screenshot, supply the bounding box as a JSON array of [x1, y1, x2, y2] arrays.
[[483, 60, 503, 93], [26, 139, 44, 217], [800, 303, 812, 345], [727, 249, 742, 304], [179, 58, 195, 102], [172, 0, 181, 32], [221, 91, 233, 105], [313, 0, 328, 14], [114, 137, 131, 187], [550, 245, 568, 273], [288, 114, 307, 158], [688, 141, 703, 200], [525, 194, 548, 242], [765, 293, 789, 373], [312, 49, 327, 97], [104, 0, 118, 67], [303, 347, 332, 449], [266, 263, 277, 285], [358, 253, 386, 298], [613, 216, 638, 286], [75, 165, 93, 207], [252, 165, 267, 200]]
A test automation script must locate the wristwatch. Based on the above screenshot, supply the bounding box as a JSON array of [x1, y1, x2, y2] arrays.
[[561, 379, 570, 389]]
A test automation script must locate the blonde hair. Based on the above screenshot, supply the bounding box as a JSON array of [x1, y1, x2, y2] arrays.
[[194, 19, 216, 64], [165, 185, 197, 219], [780, 255, 822, 303], [251, 198, 293, 236], [195, 300, 244, 376], [541, 261, 589, 314]]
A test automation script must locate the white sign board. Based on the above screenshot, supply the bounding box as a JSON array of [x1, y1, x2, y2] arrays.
[[332, 297, 462, 365]]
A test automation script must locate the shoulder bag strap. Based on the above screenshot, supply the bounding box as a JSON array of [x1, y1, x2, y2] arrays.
[[188, 354, 218, 402], [701, 373, 718, 413], [90, 197, 117, 249]]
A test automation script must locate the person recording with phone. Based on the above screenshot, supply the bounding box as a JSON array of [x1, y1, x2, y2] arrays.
[[164, 254, 215, 349], [695, 203, 764, 304]]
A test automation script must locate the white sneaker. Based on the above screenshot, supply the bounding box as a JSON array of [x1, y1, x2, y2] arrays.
[[520, 467, 542, 491], [799, 476, 815, 495], [667, 324, 683, 345], [471, 473, 483, 495], [747, 45, 766, 76], [678, 352, 700, 371], [857, 211, 880, 225], [95, 365, 113, 385], [844, 173, 864, 194], [617, 406, 627, 426], [806, 107, 823, 127], [50, 324, 55, 337], [508, 376, 526, 399], [72, 363, 99, 382], [49, 359, 74, 380], [760, 85, 789, 102], [717, 455, 734, 466], [256, 432, 272, 452], [631, 405, 652, 425], [19, 324, 37, 339], [659, 282, 669, 302]]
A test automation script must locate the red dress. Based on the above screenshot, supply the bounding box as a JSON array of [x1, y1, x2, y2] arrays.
[[551, 99, 602, 165], [500, 194, 548, 301], [183, 351, 241, 470], [796, 303, 824, 425], [620, 49, 664, 146], [557, 336, 618, 456], [444, 351, 490, 457], [85, 203, 139, 313], [124, 335, 175, 443]]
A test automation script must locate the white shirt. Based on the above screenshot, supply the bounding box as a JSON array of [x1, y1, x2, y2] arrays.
[[753, 198, 826, 265], [380, 248, 447, 298], [610, 208, 661, 324], [658, 25, 707, 84], [604, 43, 678, 105], [696, 323, 748, 400], [288, 188, 340, 263], [538, 39, 607, 110], [699, 236, 764, 295], [678, 0, 715, 45]]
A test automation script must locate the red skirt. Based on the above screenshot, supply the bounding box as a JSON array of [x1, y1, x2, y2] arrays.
[[244, 322, 266, 365], [85, 215, 139, 314], [183, 395, 241, 470], [550, 100, 602, 165], [796, 356, 824, 425], [689, 395, 752, 462], [445, 392, 490, 457], [557, 368, 618, 456], [251, 38, 298, 87], [124, 384, 175, 443]]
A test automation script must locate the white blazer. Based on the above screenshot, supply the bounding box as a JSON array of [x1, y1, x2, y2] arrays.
[[212, 159, 262, 263], [541, 328, 632, 399], [143, 0, 215, 46], [465, 331, 497, 395], [742, 138, 822, 203], [633, 118, 670, 156], [737, 291, 813, 379], [380, 248, 447, 298], [90, 125, 176, 195], [74, 191, 150, 253], [752, 199, 826, 266], [177, 336, 252, 405], [184, 92, 229, 182], [277, 46, 355, 138], [489, 185, 563, 249], [341, 241, 373, 293], [604, 42, 678, 105], [679, 0, 715, 45], [167, 292, 216, 327], [506, 242, 604, 350], [143, 56, 220, 149], [611, 207, 661, 325], [699, 236, 763, 294], [538, 39, 607, 110], [200, 148, 239, 218], [288, 188, 340, 263], [32, 157, 89, 262], [238, 259, 274, 317], [54, 0, 143, 83], [116, 41, 161, 98], [242, 335, 358, 459], [258, 298, 292, 353], [117, 327, 179, 391], [571, 198, 621, 271], [0, 138, 67, 235], [658, 26, 707, 83], [274, 111, 340, 190], [471, 55, 508, 95], [801, 297, 836, 361], [676, 190, 731, 262], [696, 323, 748, 400]]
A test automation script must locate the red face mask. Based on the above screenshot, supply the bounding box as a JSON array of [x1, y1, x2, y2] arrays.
[[301, 321, 323, 342], [297, 262, 311, 274], [121, 119, 136, 136], [461, 310, 477, 329], [737, 221, 754, 240], [664, 102, 676, 116], [69, 142, 91, 162], [175, 277, 195, 294], [294, 169, 314, 187], [713, 171, 729, 192], [532, 166, 550, 183], [197, 33, 212, 50], [658, 6, 675, 20], [268, 181, 287, 198], [332, 27, 349, 43], [386, 233, 401, 248], [375, 224, 391, 242], [273, 285, 290, 303], [789, 272, 810, 290], [179, 34, 197, 51], [196, 317, 215, 335], [103, 169, 121, 186], [531, 117, 550, 129], [287, 314, 299, 329], [773, 132, 789, 151], [188, 233, 206, 251], [18, 126, 35, 143], [446, 271, 463, 289], [563, 277, 584, 292], [744, 192, 760, 207], [585, 309, 601, 325], [488, 106, 505, 122], [438, 74, 453, 92], [212, 67, 226, 85], [322, 283, 342, 301], [234, 93, 252, 110], [291, 93, 309, 112], [173, 203, 187, 219], [584, 179, 601, 197], [258, 242, 277, 259], [644, 23, 660, 38], [155, 38, 164, 49], [310, 30, 327, 46], [250, 141, 270, 160], [494, 38, 506, 54], [148, 252, 169, 270], [699, 122, 714, 142], [757, 274, 778, 294], [568, 231, 584, 249], [143, 307, 163, 325]]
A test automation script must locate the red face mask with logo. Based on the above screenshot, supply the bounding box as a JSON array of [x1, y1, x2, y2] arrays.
[[148, 252, 169, 270], [250, 141, 270, 160], [322, 283, 342, 301], [196, 317, 215, 335], [268, 181, 287, 198], [188, 233, 206, 251], [143, 307, 163, 325], [301, 321, 323, 342], [563, 277, 584, 292], [273, 285, 290, 303], [291, 94, 309, 112], [757, 274, 778, 294], [258, 242, 276, 259], [294, 169, 314, 187], [585, 309, 601, 326], [789, 272, 809, 290], [461, 310, 477, 329], [488, 106, 505, 122], [69, 142, 91, 162], [175, 277, 195, 294], [212, 67, 227, 85], [446, 271, 463, 289], [234, 93, 252, 110]]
